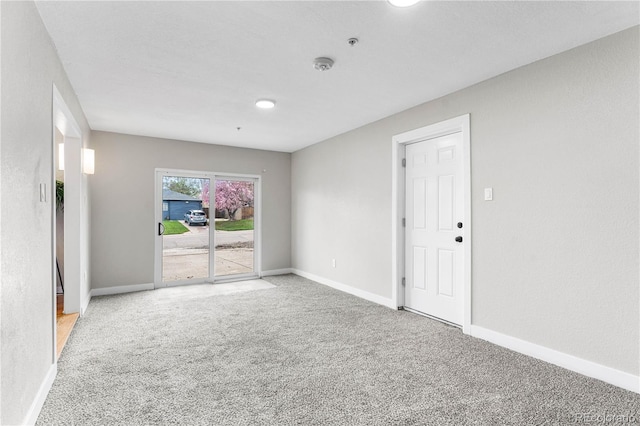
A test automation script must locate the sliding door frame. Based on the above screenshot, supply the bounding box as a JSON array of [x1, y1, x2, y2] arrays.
[[154, 168, 261, 288]]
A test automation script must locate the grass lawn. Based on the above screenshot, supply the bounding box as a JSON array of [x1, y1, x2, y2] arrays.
[[215, 219, 254, 231], [163, 220, 189, 235]]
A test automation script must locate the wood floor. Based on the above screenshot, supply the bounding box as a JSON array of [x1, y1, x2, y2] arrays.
[[56, 294, 79, 359]]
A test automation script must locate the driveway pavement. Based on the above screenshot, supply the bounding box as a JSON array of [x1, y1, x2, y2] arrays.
[[162, 248, 253, 281], [162, 223, 254, 281]]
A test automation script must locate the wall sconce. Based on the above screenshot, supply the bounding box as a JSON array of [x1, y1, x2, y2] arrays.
[[58, 144, 95, 174], [58, 144, 64, 171], [82, 148, 95, 175]]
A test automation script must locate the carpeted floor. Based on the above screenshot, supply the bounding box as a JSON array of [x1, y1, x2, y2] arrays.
[[37, 274, 639, 425]]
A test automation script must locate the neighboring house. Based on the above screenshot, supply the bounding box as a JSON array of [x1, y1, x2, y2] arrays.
[[162, 189, 202, 220]]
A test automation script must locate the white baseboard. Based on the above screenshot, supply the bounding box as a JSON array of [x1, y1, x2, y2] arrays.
[[470, 325, 640, 394], [91, 282, 154, 297], [24, 362, 57, 425], [261, 268, 293, 277], [291, 269, 397, 310]]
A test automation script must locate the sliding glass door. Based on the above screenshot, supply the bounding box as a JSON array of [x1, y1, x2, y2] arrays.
[[155, 170, 259, 288], [159, 174, 211, 284], [213, 178, 255, 278]]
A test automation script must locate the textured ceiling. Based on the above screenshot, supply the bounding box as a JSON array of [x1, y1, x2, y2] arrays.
[[36, 1, 639, 152]]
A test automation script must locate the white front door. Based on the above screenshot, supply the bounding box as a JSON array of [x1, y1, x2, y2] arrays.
[[404, 132, 465, 325]]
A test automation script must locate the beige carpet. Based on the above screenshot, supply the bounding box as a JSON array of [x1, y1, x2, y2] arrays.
[[37, 274, 639, 425]]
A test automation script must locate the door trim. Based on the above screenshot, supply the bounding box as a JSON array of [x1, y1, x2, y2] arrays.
[[154, 168, 261, 288], [51, 85, 86, 366], [391, 114, 471, 334]]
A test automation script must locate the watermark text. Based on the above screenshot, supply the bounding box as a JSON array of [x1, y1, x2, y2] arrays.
[[570, 412, 638, 424]]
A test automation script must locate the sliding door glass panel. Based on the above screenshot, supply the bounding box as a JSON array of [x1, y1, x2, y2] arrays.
[[162, 176, 210, 283], [214, 179, 255, 277]]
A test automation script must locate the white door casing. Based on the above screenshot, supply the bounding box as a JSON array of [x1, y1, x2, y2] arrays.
[[52, 85, 85, 366], [391, 114, 471, 333], [404, 133, 464, 325], [53, 85, 91, 317]]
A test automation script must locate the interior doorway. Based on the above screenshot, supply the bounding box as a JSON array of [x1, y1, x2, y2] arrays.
[[52, 86, 87, 360], [155, 170, 260, 288], [392, 114, 472, 333]]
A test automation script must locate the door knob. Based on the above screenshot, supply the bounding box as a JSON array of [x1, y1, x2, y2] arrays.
[[457, 222, 463, 228], [455, 236, 463, 243]]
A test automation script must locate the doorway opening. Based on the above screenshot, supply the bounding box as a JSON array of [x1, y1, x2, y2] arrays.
[[54, 127, 79, 359], [52, 86, 86, 360]]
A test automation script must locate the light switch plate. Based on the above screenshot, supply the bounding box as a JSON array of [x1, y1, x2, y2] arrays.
[[484, 187, 493, 201]]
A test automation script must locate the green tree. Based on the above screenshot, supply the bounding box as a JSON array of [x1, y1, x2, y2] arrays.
[[163, 177, 201, 197]]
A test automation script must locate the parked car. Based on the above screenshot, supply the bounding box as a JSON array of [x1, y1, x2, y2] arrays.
[[184, 210, 207, 226]]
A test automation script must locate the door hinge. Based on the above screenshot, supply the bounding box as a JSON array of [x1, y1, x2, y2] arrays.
[[402, 158, 406, 167], [402, 277, 406, 286], [402, 218, 406, 227]]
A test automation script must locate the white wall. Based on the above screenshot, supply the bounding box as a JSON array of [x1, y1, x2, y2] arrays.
[[0, 1, 91, 424], [89, 131, 291, 289], [292, 27, 639, 376]]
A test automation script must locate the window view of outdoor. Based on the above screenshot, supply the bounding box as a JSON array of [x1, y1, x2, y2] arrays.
[[162, 176, 210, 282], [213, 179, 254, 277], [161, 176, 255, 282]]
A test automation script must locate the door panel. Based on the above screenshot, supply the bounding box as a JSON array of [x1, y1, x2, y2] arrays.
[[413, 178, 427, 229], [437, 249, 454, 297], [412, 246, 427, 290], [438, 175, 455, 230], [405, 132, 464, 325], [161, 175, 210, 284], [213, 178, 255, 278]]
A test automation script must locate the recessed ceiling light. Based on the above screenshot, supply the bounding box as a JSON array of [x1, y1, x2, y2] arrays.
[[255, 99, 276, 109], [388, 0, 420, 7]]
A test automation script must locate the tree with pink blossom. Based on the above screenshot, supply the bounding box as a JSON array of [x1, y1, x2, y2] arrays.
[[214, 180, 253, 221], [201, 180, 210, 208]]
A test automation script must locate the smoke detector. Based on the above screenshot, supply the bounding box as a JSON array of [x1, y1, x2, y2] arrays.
[[313, 57, 334, 71]]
